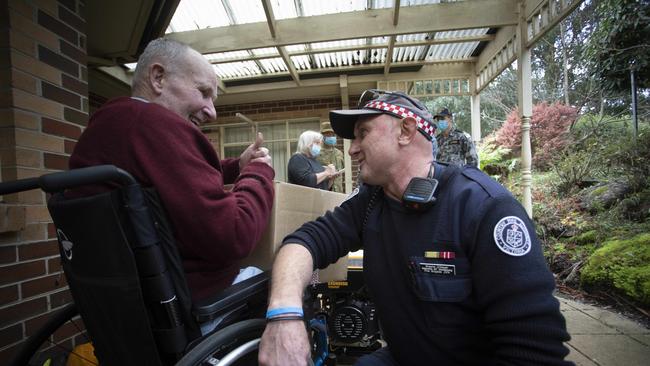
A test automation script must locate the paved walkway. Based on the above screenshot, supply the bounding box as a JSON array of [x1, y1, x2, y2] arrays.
[[560, 296, 650, 366]]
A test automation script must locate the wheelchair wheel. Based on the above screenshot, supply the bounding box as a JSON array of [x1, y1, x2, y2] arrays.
[[176, 318, 265, 366], [10, 303, 95, 366]]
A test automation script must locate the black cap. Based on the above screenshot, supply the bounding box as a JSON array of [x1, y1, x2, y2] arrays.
[[434, 108, 452, 119], [329, 90, 436, 140]]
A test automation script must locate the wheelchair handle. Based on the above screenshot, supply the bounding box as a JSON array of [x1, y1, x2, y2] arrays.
[[0, 165, 137, 195]]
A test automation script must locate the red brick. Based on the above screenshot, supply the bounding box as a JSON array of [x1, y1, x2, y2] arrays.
[[0, 260, 46, 286], [0, 285, 19, 306], [271, 107, 283, 112], [292, 100, 306, 105], [50, 289, 72, 308], [42, 118, 81, 139], [21, 273, 66, 298], [37, 10, 77, 44], [0, 341, 20, 365], [60, 39, 85, 64], [63, 107, 87, 126], [18, 239, 58, 261], [61, 74, 87, 95], [0, 323, 22, 348], [58, 5, 85, 32], [47, 223, 56, 239], [0, 245, 16, 264], [314, 104, 327, 109], [47, 256, 61, 274], [0, 296, 47, 327], [43, 152, 69, 170], [286, 106, 301, 111], [38, 45, 78, 77], [258, 108, 270, 113], [299, 105, 313, 110], [59, 0, 77, 13], [64, 139, 76, 154], [41, 82, 81, 109]]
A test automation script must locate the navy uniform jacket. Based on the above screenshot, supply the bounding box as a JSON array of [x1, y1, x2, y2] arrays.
[[284, 163, 572, 365]]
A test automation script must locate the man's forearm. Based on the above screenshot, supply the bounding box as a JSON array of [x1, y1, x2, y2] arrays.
[[268, 244, 314, 309]]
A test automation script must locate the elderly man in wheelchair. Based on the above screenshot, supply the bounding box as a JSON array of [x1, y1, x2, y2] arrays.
[[1, 165, 380, 366], [3, 36, 382, 365]]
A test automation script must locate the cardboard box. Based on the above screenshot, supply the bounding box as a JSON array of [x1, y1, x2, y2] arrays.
[[242, 181, 349, 283]]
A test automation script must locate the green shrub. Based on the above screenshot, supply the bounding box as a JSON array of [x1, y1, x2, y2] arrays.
[[581, 233, 650, 305]]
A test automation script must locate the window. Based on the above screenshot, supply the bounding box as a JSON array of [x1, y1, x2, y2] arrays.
[[222, 118, 320, 182]]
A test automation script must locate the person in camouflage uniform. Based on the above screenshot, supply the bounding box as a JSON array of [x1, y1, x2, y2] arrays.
[[317, 121, 345, 192], [434, 108, 478, 168]]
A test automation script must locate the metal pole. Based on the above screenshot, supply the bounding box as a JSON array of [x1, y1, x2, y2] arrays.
[[631, 68, 638, 139]]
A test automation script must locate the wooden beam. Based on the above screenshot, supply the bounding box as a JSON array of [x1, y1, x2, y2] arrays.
[[167, 0, 518, 54], [208, 35, 495, 65], [261, 0, 276, 38], [384, 36, 396, 76], [278, 46, 301, 85], [393, 0, 401, 26], [219, 57, 477, 83]]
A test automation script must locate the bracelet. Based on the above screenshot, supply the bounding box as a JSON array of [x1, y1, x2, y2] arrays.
[[266, 307, 304, 319], [266, 315, 304, 323]]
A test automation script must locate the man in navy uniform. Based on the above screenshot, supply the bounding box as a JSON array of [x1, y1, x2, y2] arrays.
[[258, 90, 572, 366]]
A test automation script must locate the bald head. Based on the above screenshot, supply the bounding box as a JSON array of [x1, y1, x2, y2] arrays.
[[131, 38, 218, 125], [132, 38, 192, 93]]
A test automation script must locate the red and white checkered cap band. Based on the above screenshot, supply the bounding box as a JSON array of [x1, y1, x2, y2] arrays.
[[364, 101, 436, 139]]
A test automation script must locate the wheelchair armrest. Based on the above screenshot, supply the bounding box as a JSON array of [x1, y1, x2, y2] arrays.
[[192, 271, 270, 323]]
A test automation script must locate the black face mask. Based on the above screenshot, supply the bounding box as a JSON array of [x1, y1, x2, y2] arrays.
[[402, 164, 438, 211]]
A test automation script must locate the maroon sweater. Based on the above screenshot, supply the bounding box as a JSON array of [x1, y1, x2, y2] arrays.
[[69, 97, 275, 301]]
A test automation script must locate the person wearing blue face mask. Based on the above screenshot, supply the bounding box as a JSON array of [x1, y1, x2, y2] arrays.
[[435, 108, 478, 168], [288, 130, 338, 190], [317, 121, 345, 192]]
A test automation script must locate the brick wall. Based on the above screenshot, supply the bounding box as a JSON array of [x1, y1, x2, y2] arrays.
[[0, 0, 88, 362]]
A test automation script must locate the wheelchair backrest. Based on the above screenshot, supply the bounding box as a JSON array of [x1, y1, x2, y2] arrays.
[[47, 180, 200, 365]]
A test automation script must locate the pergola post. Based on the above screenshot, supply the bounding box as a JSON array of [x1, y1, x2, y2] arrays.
[[340, 75, 353, 194], [470, 95, 481, 142], [517, 2, 533, 218]]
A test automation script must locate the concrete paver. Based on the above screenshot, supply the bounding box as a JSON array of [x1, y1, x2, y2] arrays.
[[558, 296, 650, 366]]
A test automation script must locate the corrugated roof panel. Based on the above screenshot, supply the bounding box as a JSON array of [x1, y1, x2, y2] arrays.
[[259, 58, 288, 73], [166, 0, 230, 33], [205, 50, 250, 63], [291, 55, 312, 70], [434, 28, 489, 39], [271, 0, 299, 20], [301, 0, 367, 16], [285, 44, 306, 52], [214, 61, 262, 79], [250, 47, 279, 56], [226, 0, 267, 24]]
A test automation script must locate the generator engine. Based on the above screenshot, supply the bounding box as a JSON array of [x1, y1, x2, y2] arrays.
[[308, 269, 382, 360]]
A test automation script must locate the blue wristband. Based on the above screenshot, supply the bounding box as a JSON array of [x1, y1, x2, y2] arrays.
[[266, 307, 304, 319]]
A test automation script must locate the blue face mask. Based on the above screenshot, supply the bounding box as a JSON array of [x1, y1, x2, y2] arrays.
[[310, 144, 321, 157], [324, 136, 337, 146], [438, 120, 448, 131]]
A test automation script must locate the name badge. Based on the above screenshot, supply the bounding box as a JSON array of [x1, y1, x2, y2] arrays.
[[419, 262, 456, 275]]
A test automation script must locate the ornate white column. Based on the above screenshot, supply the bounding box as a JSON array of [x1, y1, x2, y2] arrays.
[[517, 2, 533, 218]]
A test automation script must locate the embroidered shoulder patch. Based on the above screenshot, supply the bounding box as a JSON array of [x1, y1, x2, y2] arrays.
[[493, 216, 531, 256]]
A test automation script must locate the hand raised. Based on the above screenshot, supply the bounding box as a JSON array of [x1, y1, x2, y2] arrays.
[[240, 132, 272, 169]]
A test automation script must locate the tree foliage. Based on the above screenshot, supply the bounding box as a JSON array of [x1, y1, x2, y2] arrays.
[[582, 0, 650, 92], [494, 102, 578, 169]]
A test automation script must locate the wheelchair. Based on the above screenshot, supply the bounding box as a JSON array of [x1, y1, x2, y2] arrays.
[[1, 165, 327, 366]]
